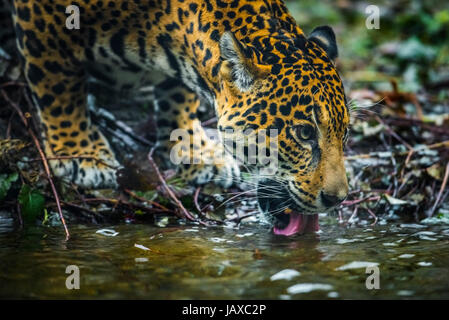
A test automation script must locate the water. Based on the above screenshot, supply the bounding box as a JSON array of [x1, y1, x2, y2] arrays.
[[0, 216, 448, 299]]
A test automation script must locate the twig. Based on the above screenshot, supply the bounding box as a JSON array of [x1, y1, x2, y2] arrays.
[[59, 200, 101, 223], [375, 115, 413, 150], [348, 206, 358, 224], [147, 148, 195, 221], [428, 162, 449, 217], [193, 187, 203, 214], [16, 202, 23, 228], [379, 80, 423, 120], [384, 116, 449, 135], [226, 213, 255, 224], [366, 208, 378, 226], [70, 197, 168, 214], [341, 196, 380, 207], [338, 210, 344, 224], [124, 189, 170, 212], [2, 89, 70, 240], [192, 188, 223, 225], [345, 140, 449, 161]]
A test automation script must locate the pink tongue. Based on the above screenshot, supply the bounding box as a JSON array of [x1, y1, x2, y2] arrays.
[[273, 213, 319, 236]]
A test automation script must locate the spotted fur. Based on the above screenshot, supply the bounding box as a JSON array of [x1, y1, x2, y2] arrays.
[[11, 0, 349, 216]]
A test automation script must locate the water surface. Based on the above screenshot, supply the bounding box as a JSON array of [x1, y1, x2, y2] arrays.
[[0, 216, 448, 299]]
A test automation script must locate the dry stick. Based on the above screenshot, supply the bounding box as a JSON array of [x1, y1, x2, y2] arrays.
[[366, 208, 379, 226], [2, 90, 70, 240], [228, 213, 255, 225], [341, 196, 380, 207], [147, 148, 195, 221], [16, 202, 23, 228], [73, 197, 168, 214], [348, 206, 358, 223], [375, 115, 413, 150], [59, 200, 102, 223], [124, 189, 171, 212], [400, 149, 415, 180], [6, 111, 14, 138], [349, 189, 391, 195], [345, 140, 449, 161], [192, 188, 223, 225], [192, 187, 215, 226], [409, 94, 424, 120], [193, 187, 203, 214], [428, 162, 449, 217], [384, 117, 449, 135], [426, 140, 449, 150], [338, 210, 344, 224]]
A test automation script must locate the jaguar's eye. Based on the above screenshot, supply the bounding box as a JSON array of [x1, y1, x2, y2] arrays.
[[295, 124, 316, 141]]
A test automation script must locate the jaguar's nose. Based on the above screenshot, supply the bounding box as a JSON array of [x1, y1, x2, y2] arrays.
[[320, 191, 345, 208]]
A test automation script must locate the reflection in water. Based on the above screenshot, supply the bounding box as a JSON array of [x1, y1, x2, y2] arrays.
[[0, 218, 448, 299]]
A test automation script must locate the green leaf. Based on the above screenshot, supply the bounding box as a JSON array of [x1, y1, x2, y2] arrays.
[[18, 184, 45, 221], [0, 172, 19, 201], [41, 209, 49, 226]]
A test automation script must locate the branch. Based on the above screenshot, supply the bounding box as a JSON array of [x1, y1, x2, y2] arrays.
[[147, 148, 195, 221], [2, 89, 70, 240]]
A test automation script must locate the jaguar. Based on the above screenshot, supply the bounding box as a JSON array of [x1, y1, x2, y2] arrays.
[[10, 0, 350, 235]]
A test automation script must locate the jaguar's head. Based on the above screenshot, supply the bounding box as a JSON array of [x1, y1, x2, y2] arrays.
[[216, 26, 349, 236]]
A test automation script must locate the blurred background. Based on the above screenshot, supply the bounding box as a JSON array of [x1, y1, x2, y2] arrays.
[[287, 0, 449, 93]]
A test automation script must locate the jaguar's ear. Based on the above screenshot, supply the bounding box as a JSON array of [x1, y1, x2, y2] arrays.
[[219, 31, 257, 92], [308, 26, 338, 61]]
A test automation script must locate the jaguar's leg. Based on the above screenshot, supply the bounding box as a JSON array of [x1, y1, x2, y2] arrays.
[[13, 22, 119, 189], [154, 79, 240, 188]]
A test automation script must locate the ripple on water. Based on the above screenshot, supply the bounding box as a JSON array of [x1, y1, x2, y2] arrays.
[[397, 290, 414, 296], [135, 257, 148, 263], [287, 283, 334, 294], [335, 238, 359, 244], [1, 221, 448, 299], [134, 243, 150, 251], [95, 229, 119, 237], [383, 242, 398, 247], [270, 269, 301, 281], [336, 261, 379, 271], [236, 233, 254, 238], [209, 237, 226, 243], [400, 224, 426, 229]]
